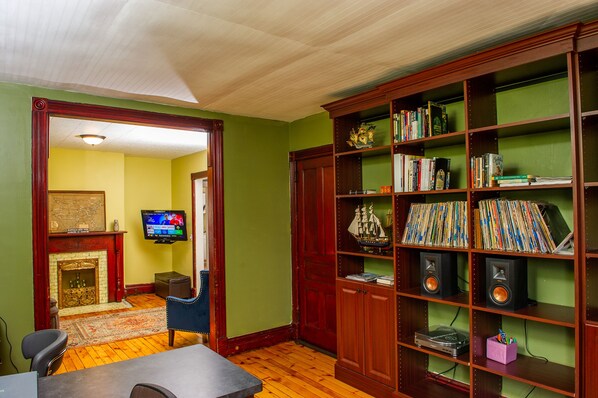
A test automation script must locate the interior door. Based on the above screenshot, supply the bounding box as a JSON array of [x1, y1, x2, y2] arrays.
[[296, 153, 336, 353]]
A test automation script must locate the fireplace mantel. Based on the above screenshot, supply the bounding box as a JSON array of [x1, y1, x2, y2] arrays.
[[48, 231, 126, 302]]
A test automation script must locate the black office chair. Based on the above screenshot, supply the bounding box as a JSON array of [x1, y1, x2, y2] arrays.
[[21, 329, 68, 377], [130, 383, 177, 398]]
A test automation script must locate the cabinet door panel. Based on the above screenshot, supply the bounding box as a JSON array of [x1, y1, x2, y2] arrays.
[[364, 284, 396, 387], [336, 280, 364, 374]]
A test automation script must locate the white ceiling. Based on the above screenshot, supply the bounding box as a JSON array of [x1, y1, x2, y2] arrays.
[[3, 1, 598, 124], [50, 117, 207, 159]]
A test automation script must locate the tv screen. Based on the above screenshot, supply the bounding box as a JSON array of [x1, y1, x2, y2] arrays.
[[141, 210, 188, 243]]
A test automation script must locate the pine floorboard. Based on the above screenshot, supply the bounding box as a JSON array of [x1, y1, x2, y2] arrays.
[[54, 294, 372, 397]]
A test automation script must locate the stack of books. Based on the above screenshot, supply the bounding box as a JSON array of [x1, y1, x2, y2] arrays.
[[393, 155, 451, 192], [376, 275, 395, 286], [471, 153, 503, 188], [393, 101, 449, 142], [493, 175, 536, 187]]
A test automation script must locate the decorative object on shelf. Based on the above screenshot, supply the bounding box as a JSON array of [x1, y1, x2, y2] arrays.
[[380, 185, 392, 194], [348, 203, 392, 252], [113, 219, 119, 232], [486, 329, 517, 364], [349, 189, 376, 195], [346, 123, 376, 149]]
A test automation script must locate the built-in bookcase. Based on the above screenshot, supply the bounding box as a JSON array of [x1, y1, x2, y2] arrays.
[[325, 21, 594, 398]]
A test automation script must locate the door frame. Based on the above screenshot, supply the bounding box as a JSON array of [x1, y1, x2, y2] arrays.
[[31, 98, 228, 353], [191, 170, 209, 294], [289, 144, 333, 340]]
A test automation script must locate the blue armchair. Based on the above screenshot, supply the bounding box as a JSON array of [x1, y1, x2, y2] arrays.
[[166, 269, 209, 346]]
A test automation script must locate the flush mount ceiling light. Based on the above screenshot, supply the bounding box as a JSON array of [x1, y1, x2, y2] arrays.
[[77, 134, 106, 145]]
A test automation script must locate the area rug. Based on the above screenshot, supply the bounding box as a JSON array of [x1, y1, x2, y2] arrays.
[[61, 307, 167, 347]]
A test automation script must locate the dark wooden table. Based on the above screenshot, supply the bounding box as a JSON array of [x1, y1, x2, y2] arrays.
[[38, 345, 262, 397]]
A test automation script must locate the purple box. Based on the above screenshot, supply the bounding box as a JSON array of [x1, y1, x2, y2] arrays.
[[486, 336, 517, 364]]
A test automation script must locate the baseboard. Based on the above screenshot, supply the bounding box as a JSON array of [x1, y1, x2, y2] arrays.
[[125, 283, 155, 296], [335, 363, 395, 398], [220, 324, 294, 357]]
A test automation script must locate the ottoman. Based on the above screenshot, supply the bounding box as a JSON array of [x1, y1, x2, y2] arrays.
[[155, 272, 191, 299]]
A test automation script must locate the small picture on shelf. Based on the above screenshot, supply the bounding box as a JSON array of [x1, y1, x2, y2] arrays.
[[346, 123, 376, 149]]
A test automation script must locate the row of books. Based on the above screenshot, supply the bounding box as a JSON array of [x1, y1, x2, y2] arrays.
[[475, 199, 572, 254], [393, 101, 448, 143], [393, 154, 451, 192], [471, 153, 503, 188], [401, 201, 468, 248], [346, 273, 395, 286]]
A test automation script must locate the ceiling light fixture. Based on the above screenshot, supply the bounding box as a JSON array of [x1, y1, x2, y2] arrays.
[[78, 134, 106, 146]]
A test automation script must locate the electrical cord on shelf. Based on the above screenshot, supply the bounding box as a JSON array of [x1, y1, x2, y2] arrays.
[[434, 363, 458, 383], [0, 315, 19, 373], [449, 306, 461, 327], [457, 275, 469, 285], [524, 385, 536, 397], [524, 320, 548, 364]]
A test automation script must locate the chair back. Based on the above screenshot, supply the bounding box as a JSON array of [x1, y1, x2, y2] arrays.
[[22, 329, 68, 377], [130, 383, 177, 398]]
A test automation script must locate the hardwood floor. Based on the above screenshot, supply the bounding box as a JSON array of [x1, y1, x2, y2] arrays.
[[55, 294, 373, 397]]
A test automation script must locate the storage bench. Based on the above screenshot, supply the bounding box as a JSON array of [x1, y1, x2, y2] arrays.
[[155, 271, 191, 299]]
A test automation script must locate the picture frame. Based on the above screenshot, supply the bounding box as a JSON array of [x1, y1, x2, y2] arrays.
[[48, 190, 106, 233]]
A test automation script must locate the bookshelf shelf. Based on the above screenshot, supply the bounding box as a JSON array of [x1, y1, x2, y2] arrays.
[[336, 193, 393, 199], [472, 183, 573, 192], [468, 114, 570, 139], [472, 357, 575, 397], [398, 337, 470, 366], [394, 188, 468, 196], [334, 145, 392, 158], [393, 130, 466, 149], [326, 21, 588, 398], [470, 249, 574, 260], [336, 250, 394, 260], [398, 287, 469, 308], [471, 303, 575, 328]]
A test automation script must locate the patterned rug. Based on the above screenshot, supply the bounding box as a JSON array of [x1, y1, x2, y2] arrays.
[[61, 307, 167, 347]]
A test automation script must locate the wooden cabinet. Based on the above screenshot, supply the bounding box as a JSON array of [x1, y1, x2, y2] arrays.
[[325, 20, 598, 398], [336, 278, 395, 395]]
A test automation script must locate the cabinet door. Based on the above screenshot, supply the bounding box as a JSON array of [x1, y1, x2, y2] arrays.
[[363, 284, 395, 387], [336, 279, 364, 374]]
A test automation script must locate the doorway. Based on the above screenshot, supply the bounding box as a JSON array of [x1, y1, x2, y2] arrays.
[[291, 145, 336, 354], [31, 98, 227, 353]]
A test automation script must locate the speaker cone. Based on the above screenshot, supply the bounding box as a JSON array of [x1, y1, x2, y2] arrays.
[[491, 285, 510, 304], [424, 275, 439, 293]]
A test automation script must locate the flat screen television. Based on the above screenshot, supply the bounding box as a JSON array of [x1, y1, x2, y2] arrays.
[[141, 210, 188, 244]]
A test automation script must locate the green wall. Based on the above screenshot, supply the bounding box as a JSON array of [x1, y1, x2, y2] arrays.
[[288, 111, 332, 151], [0, 82, 291, 374]]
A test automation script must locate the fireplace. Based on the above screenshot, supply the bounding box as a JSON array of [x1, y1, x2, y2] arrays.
[[57, 257, 100, 308], [48, 231, 125, 308]]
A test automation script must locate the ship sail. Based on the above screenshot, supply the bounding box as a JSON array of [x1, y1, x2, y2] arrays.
[[347, 203, 390, 251]]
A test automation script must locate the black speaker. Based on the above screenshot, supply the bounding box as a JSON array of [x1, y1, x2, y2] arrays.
[[485, 257, 527, 311], [420, 252, 458, 298]]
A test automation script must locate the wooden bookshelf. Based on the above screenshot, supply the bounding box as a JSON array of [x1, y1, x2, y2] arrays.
[[324, 20, 595, 398]]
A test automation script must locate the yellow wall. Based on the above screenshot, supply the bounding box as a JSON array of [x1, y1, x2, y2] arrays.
[[124, 156, 173, 284], [48, 148, 208, 286], [48, 148, 125, 230], [171, 151, 208, 280]]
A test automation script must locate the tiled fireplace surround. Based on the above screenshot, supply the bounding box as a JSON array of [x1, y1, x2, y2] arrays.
[[49, 250, 108, 307]]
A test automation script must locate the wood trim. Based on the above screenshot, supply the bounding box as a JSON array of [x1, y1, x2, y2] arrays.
[[322, 90, 388, 119], [31, 99, 227, 357], [289, 144, 333, 340], [124, 283, 155, 296], [220, 325, 295, 357], [191, 170, 209, 291]]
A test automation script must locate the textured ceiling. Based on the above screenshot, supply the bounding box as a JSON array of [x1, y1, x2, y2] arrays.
[[50, 117, 207, 159], [3, 0, 598, 123]]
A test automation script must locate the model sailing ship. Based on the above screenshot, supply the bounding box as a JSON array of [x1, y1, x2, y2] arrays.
[[348, 204, 392, 252]]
